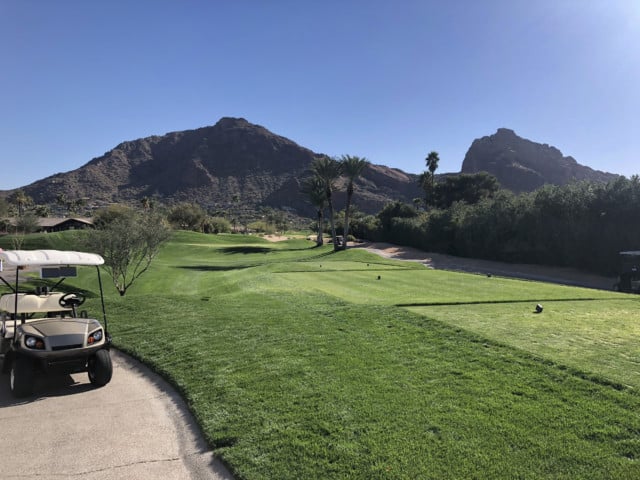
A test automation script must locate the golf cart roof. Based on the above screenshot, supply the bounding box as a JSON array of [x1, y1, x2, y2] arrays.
[[0, 250, 104, 268]]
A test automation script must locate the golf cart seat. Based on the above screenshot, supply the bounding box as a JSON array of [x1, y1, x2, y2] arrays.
[[0, 293, 72, 315]]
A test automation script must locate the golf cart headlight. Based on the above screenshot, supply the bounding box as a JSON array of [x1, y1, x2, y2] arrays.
[[88, 329, 103, 344], [25, 336, 45, 350]]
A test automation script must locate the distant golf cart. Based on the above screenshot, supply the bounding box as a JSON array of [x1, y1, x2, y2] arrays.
[[615, 251, 640, 294], [0, 250, 112, 397]]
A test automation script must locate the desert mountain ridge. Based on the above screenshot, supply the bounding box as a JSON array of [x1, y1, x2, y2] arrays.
[[8, 118, 422, 217], [1, 119, 621, 216], [461, 128, 619, 192]]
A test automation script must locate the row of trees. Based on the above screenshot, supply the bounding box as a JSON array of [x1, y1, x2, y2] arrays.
[[302, 155, 369, 250], [1, 189, 296, 237], [351, 175, 640, 276], [1, 190, 89, 219]]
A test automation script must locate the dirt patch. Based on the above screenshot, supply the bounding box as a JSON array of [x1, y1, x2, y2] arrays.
[[357, 242, 617, 291]]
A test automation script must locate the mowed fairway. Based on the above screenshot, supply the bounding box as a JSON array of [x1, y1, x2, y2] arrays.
[[291, 257, 640, 390], [10, 231, 640, 479]]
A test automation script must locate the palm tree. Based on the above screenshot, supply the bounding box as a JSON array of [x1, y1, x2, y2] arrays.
[[340, 155, 369, 249], [311, 156, 342, 251], [301, 176, 327, 246], [417, 171, 432, 209], [426, 151, 440, 190], [8, 189, 32, 217], [419, 151, 440, 208]]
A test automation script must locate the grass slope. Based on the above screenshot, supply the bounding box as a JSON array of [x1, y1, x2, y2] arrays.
[[3, 231, 640, 478]]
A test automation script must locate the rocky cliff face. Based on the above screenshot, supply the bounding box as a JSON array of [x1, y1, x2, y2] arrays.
[[461, 128, 618, 192], [20, 118, 421, 216]]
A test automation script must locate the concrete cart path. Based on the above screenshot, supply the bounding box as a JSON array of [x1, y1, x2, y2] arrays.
[[0, 350, 234, 480]]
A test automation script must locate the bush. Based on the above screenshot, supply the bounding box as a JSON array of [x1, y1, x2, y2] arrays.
[[247, 220, 276, 235], [206, 216, 232, 234], [168, 203, 207, 231]]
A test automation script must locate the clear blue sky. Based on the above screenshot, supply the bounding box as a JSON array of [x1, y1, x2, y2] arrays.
[[1, 0, 638, 190]]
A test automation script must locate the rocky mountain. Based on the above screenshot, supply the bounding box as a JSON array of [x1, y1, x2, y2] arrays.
[[461, 128, 618, 192], [6, 122, 620, 218], [18, 117, 422, 216]]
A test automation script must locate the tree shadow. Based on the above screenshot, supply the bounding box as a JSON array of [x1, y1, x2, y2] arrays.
[[176, 246, 345, 273], [275, 267, 415, 273], [178, 265, 255, 272], [396, 297, 626, 307], [219, 246, 273, 255]]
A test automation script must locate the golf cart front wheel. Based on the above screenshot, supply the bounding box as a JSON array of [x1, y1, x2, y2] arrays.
[[88, 349, 112, 387], [10, 356, 35, 398]]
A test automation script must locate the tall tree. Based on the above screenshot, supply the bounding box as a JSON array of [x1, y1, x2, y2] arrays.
[[8, 189, 32, 217], [418, 171, 431, 209], [426, 151, 440, 180], [433, 172, 500, 208], [56, 193, 68, 214], [0, 197, 11, 218], [301, 176, 328, 246], [311, 156, 342, 251], [340, 155, 369, 249], [419, 151, 440, 208]]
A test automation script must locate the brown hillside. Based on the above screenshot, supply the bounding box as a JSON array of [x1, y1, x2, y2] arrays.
[[461, 128, 618, 192], [20, 118, 421, 216]]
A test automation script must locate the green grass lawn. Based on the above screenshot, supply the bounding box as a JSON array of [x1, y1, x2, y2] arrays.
[[3, 231, 640, 479]]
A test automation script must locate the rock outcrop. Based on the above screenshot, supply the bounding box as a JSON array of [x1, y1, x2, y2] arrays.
[[461, 128, 618, 192]]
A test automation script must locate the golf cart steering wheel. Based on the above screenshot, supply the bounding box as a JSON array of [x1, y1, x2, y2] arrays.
[[59, 292, 86, 308]]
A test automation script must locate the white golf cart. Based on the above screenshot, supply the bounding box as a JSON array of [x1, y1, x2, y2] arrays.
[[0, 249, 112, 397]]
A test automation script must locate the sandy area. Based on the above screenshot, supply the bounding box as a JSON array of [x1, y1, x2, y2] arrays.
[[357, 241, 617, 291], [263, 234, 290, 242]]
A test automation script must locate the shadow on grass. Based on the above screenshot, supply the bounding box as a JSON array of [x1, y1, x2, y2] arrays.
[[178, 247, 399, 273], [219, 246, 273, 255], [301, 250, 339, 260], [218, 245, 314, 255], [178, 265, 255, 272], [275, 267, 416, 273], [397, 297, 627, 307]]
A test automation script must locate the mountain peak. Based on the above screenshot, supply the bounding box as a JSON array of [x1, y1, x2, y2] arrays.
[[495, 127, 517, 136], [213, 117, 251, 129], [461, 129, 618, 192]]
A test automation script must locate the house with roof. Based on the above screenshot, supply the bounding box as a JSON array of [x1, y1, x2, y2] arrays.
[[2, 217, 94, 233], [36, 217, 94, 232]]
